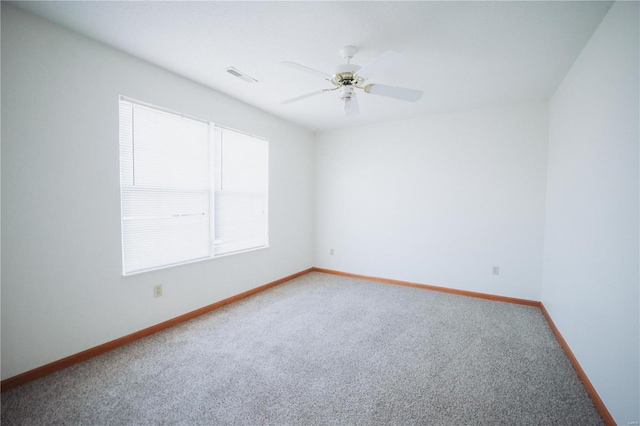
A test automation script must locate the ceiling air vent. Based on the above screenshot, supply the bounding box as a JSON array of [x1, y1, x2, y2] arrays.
[[226, 67, 258, 83]]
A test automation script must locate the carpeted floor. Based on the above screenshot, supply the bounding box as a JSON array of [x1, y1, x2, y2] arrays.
[[2, 272, 604, 425]]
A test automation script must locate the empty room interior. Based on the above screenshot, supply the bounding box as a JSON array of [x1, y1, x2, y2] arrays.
[[1, 0, 639, 424]]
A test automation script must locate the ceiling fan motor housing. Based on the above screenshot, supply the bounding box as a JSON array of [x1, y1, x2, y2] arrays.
[[333, 64, 364, 88], [335, 63, 361, 75], [334, 46, 363, 88]]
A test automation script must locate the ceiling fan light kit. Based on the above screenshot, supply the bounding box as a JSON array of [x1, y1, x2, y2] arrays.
[[282, 46, 423, 116]]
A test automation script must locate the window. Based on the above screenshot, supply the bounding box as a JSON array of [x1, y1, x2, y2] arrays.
[[119, 97, 268, 275]]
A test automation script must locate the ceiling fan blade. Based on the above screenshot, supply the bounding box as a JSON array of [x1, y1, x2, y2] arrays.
[[343, 92, 360, 116], [355, 51, 406, 80], [364, 84, 423, 102], [282, 61, 333, 80], [281, 89, 328, 105]]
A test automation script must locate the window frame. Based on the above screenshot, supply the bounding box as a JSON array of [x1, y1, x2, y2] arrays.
[[119, 96, 269, 276]]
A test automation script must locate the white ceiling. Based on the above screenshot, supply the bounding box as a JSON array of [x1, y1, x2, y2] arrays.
[[12, 1, 613, 132]]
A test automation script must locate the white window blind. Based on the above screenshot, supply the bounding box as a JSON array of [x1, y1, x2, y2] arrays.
[[214, 127, 269, 255], [119, 98, 268, 275]]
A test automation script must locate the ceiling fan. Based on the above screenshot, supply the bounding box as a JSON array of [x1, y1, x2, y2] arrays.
[[281, 46, 424, 116]]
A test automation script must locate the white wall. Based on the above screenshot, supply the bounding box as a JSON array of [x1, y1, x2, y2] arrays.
[[541, 2, 639, 423], [1, 4, 315, 380], [315, 102, 549, 301]]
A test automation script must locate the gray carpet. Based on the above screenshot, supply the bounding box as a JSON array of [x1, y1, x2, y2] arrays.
[[2, 272, 603, 425]]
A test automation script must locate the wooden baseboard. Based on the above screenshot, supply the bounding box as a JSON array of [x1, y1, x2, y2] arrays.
[[311, 267, 614, 425], [539, 303, 616, 425], [1, 268, 313, 393], [311, 267, 541, 307]]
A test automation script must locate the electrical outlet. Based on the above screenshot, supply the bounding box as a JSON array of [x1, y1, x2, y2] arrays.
[[492, 266, 500, 275], [330, 248, 334, 255], [154, 284, 162, 298], [627, 422, 638, 425]]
